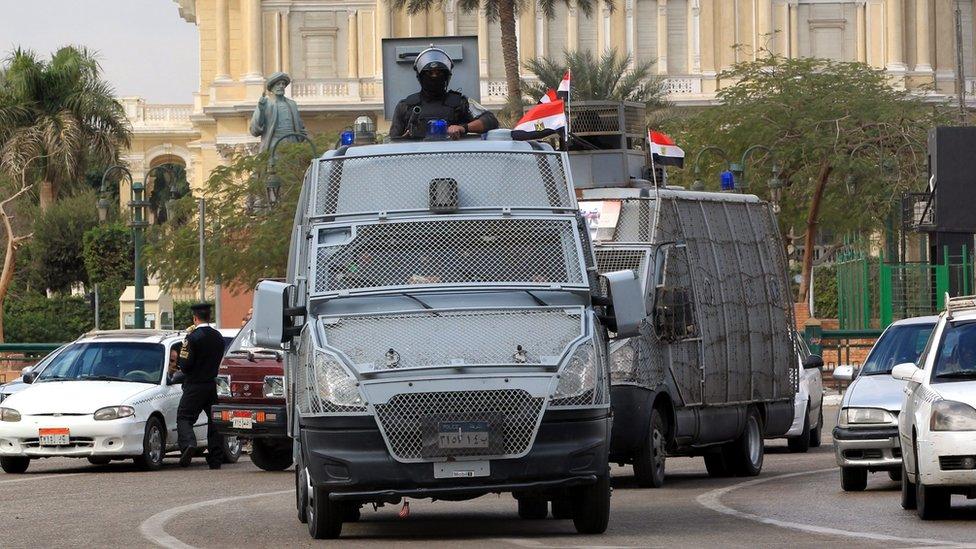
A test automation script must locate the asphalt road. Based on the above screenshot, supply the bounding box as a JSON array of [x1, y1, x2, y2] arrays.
[[2, 405, 975, 548]]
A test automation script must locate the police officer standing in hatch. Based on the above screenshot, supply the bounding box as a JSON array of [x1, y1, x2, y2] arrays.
[[389, 46, 499, 139], [174, 303, 226, 469]]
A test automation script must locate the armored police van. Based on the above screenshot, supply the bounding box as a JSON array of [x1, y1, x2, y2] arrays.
[[252, 133, 644, 539], [571, 102, 797, 487]]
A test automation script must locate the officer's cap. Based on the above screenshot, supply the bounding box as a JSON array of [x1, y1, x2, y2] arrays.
[[413, 47, 454, 75], [190, 302, 213, 315]]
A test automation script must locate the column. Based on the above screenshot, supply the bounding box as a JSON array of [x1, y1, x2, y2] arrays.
[[478, 8, 488, 77], [756, 0, 772, 55], [856, 1, 866, 63], [215, 0, 231, 81], [445, 0, 457, 35], [625, 0, 635, 68], [789, 1, 799, 58], [348, 11, 359, 78], [376, 3, 390, 77], [775, 1, 788, 56], [690, 0, 701, 73], [244, 0, 265, 82], [658, 0, 669, 74], [281, 10, 291, 73], [568, 6, 579, 51], [536, 0, 546, 58], [408, 12, 426, 37], [597, 0, 607, 51], [886, 0, 906, 71], [915, 0, 932, 72]]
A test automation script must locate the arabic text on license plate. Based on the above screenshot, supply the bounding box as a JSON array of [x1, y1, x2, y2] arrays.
[[231, 417, 253, 429], [38, 428, 70, 446], [437, 421, 489, 449]]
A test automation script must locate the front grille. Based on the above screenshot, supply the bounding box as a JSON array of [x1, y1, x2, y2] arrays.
[[940, 455, 976, 471], [844, 449, 883, 460], [373, 389, 545, 462], [22, 437, 94, 449]]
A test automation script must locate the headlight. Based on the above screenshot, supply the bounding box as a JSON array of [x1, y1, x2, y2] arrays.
[[553, 343, 596, 400], [216, 375, 231, 397], [930, 400, 976, 431], [840, 407, 896, 426], [0, 407, 21, 422], [93, 406, 135, 421], [314, 350, 363, 408], [609, 344, 636, 382], [263, 375, 285, 398]]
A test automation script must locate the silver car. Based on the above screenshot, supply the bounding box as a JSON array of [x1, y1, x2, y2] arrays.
[[832, 316, 937, 491]]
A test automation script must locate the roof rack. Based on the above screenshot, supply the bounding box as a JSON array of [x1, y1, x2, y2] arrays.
[[945, 293, 976, 319]]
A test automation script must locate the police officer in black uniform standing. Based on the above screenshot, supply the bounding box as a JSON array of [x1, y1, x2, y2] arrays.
[[389, 46, 499, 139], [175, 303, 226, 469]]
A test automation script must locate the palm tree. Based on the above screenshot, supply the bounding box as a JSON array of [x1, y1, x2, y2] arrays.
[[524, 48, 667, 108], [0, 46, 130, 211], [389, 0, 610, 112]]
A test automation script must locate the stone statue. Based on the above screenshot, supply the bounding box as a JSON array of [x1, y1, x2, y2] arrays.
[[249, 72, 307, 153]]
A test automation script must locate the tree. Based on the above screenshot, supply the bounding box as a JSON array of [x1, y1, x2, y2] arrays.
[[389, 0, 610, 110], [83, 221, 133, 329], [30, 189, 99, 293], [665, 55, 950, 303], [0, 46, 130, 211], [524, 48, 666, 107], [0, 174, 34, 342]]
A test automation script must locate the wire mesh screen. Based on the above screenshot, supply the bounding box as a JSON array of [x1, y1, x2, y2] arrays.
[[373, 389, 545, 462], [569, 102, 645, 136], [322, 308, 583, 371], [313, 217, 586, 294], [314, 152, 574, 216], [594, 247, 649, 297]]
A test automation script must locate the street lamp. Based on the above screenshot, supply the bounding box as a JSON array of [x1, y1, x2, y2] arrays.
[[692, 146, 732, 191], [265, 132, 318, 206]]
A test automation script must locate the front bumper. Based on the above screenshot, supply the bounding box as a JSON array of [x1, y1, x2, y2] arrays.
[[0, 415, 146, 458], [916, 431, 976, 488], [832, 425, 901, 469], [211, 404, 287, 439], [301, 408, 610, 502]]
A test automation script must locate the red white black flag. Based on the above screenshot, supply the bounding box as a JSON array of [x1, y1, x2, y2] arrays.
[[648, 130, 685, 168], [557, 71, 570, 100], [538, 88, 558, 104]]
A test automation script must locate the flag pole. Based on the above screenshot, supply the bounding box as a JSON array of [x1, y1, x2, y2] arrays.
[[565, 70, 571, 149], [648, 129, 663, 243]]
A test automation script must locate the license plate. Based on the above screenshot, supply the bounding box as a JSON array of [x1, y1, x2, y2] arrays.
[[39, 428, 70, 446], [231, 417, 253, 429], [438, 421, 489, 449]]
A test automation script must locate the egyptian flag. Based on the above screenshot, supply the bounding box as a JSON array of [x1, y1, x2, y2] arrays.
[[648, 130, 685, 168], [539, 88, 558, 104], [557, 71, 570, 100], [511, 99, 567, 140]]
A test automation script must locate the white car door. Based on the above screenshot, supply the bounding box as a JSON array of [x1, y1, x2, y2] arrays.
[[160, 342, 184, 448]]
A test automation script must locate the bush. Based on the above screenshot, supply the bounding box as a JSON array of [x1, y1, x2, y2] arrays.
[[3, 294, 93, 343], [83, 222, 132, 285], [31, 190, 99, 292], [174, 300, 195, 330]]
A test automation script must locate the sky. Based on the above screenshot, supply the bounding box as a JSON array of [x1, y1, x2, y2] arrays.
[[1, 0, 199, 103]]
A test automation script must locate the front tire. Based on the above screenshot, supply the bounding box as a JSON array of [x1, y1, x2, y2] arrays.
[[307, 486, 343, 539], [87, 456, 111, 466], [551, 498, 573, 519], [787, 406, 811, 453], [572, 474, 610, 534], [221, 436, 241, 464], [901, 463, 917, 510], [296, 466, 309, 524], [840, 467, 867, 491], [0, 456, 30, 474], [916, 483, 951, 520], [704, 452, 733, 477], [251, 438, 294, 471], [134, 417, 165, 471], [517, 497, 549, 519], [634, 408, 668, 488], [809, 404, 823, 448], [728, 408, 764, 476]]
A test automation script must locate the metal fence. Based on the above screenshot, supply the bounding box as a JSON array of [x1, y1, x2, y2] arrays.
[[0, 343, 62, 383], [804, 327, 881, 391]]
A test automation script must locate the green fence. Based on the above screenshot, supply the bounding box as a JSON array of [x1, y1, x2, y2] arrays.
[[804, 324, 882, 390], [836, 250, 875, 330], [0, 343, 62, 383]]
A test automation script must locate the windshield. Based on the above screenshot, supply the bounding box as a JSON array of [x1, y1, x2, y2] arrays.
[[227, 320, 257, 352], [37, 342, 165, 384], [933, 321, 976, 380], [860, 323, 935, 375]]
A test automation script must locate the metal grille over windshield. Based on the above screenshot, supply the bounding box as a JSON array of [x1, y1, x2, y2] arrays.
[[323, 308, 583, 371], [313, 218, 586, 294], [314, 152, 574, 216]]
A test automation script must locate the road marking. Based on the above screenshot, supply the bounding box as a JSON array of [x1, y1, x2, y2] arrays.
[[497, 540, 648, 549], [140, 489, 291, 549], [0, 473, 85, 484], [696, 468, 976, 548]]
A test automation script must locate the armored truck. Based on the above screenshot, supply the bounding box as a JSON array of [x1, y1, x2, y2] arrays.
[[252, 136, 643, 539]]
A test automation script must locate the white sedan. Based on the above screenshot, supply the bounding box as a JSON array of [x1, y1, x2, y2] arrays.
[[896, 303, 976, 519], [0, 330, 238, 473]]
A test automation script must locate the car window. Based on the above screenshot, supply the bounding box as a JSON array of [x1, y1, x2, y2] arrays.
[[37, 342, 165, 384], [932, 321, 976, 381], [860, 323, 935, 375], [228, 319, 257, 352]]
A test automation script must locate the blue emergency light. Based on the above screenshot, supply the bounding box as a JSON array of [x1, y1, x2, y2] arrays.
[[720, 170, 736, 192], [427, 119, 448, 140], [340, 131, 355, 146]]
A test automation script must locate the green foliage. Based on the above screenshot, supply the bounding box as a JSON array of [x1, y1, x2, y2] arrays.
[[173, 300, 194, 330], [523, 48, 666, 107], [29, 189, 99, 292], [145, 134, 334, 291], [83, 221, 133, 285], [813, 263, 838, 319], [3, 293, 92, 342]]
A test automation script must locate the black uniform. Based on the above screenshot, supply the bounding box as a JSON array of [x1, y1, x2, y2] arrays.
[[176, 324, 226, 466], [389, 90, 499, 138]]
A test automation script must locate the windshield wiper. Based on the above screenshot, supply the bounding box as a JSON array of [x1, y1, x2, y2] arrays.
[[935, 371, 976, 379], [83, 375, 129, 382]]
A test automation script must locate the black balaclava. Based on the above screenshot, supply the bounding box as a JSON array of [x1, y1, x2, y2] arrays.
[[419, 69, 448, 96]]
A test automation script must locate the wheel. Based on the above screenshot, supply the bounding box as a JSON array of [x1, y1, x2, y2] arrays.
[[917, 483, 951, 520], [571, 474, 610, 534], [342, 504, 361, 522], [87, 456, 111, 466], [296, 466, 309, 524], [517, 497, 549, 519], [809, 404, 823, 448], [787, 406, 811, 453], [901, 463, 917, 510], [0, 456, 30, 474], [551, 498, 573, 519], [888, 468, 902, 482], [728, 408, 764, 476], [221, 436, 241, 464], [840, 467, 867, 491], [634, 408, 668, 488], [134, 417, 165, 471], [307, 486, 343, 539], [704, 452, 733, 477], [251, 438, 294, 471]]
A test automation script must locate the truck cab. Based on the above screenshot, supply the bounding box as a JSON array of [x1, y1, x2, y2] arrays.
[[252, 136, 642, 539]]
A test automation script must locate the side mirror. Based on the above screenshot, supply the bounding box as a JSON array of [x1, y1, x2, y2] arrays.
[[600, 270, 646, 338], [22, 371, 38, 384], [253, 280, 305, 349], [833, 364, 857, 382], [891, 362, 924, 383], [803, 354, 824, 370], [653, 286, 695, 342], [20, 366, 32, 377]]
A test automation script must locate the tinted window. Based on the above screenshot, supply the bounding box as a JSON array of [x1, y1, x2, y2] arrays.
[[860, 323, 935, 375], [933, 322, 976, 380], [37, 342, 165, 384]]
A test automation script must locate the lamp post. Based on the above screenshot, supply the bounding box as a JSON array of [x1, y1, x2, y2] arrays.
[[736, 144, 783, 213], [265, 133, 318, 206], [692, 146, 731, 191]]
